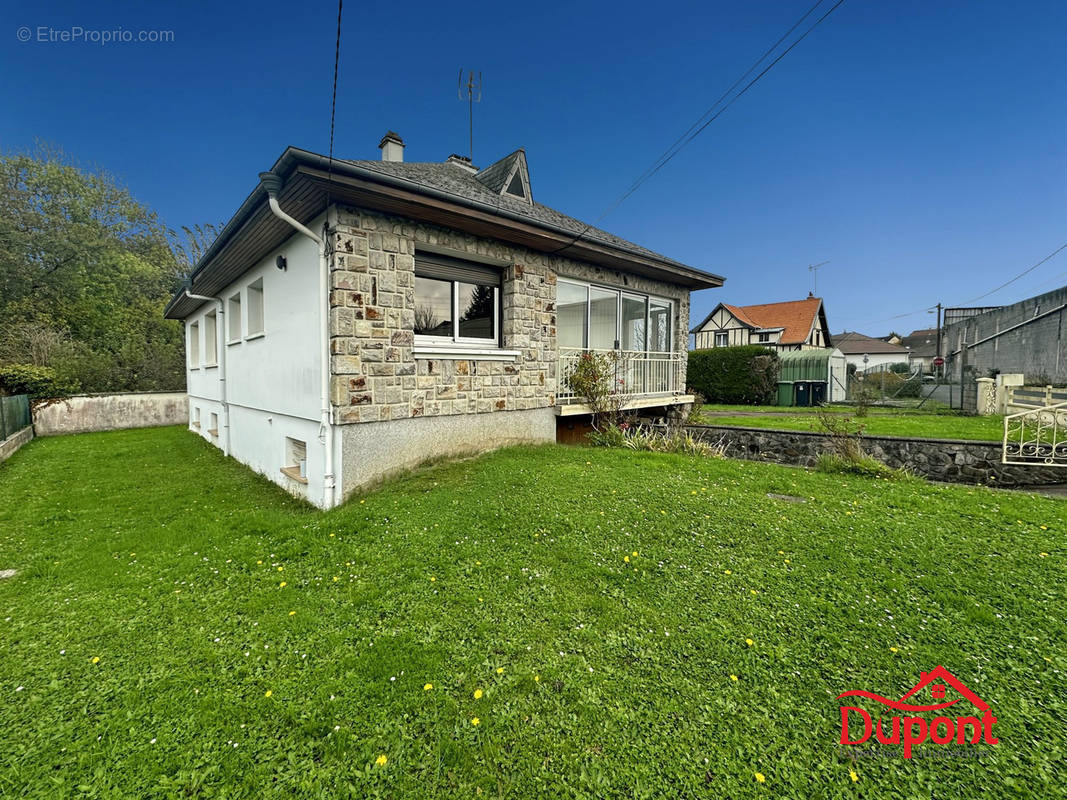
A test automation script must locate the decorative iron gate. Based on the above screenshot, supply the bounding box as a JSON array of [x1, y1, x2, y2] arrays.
[[1003, 401, 1067, 466]]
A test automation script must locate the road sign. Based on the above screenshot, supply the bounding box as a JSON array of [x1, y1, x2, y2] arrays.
[[933, 356, 945, 367]]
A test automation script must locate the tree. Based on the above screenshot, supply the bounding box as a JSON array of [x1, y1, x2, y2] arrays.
[[0, 145, 204, 392]]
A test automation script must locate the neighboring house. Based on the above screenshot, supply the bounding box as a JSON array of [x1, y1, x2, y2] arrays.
[[898, 327, 940, 373], [690, 295, 832, 351], [944, 285, 1067, 383], [164, 132, 723, 508], [834, 331, 911, 373]]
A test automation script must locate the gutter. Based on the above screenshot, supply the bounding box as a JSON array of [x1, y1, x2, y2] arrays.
[[183, 289, 230, 457], [258, 172, 337, 510]]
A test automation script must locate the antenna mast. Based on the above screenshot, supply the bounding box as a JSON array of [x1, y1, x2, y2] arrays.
[[458, 69, 482, 161], [808, 260, 829, 295]]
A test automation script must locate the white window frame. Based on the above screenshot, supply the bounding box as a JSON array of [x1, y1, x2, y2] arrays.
[[714, 332, 729, 348], [188, 321, 200, 368], [203, 311, 218, 368], [557, 277, 675, 354], [227, 292, 242, 345], [246, 278, 265, 339], [413, 277, 501, 348], [756, 332, 770, 343]]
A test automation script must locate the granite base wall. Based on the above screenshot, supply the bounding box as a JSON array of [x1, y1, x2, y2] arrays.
[[687, 424, 1065, 487]]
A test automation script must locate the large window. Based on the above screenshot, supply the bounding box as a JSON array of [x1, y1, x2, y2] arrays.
[[413, 253, 500, 346], [557, 279, 674, 353]]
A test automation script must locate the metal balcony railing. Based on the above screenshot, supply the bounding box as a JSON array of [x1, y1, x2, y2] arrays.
[[557, 347, 685, 404]]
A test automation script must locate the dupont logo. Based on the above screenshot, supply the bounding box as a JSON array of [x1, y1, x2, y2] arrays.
[[837, 666, 999, 759]]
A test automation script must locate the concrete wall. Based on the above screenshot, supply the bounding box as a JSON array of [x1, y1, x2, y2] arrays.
[[687, 424, 1065, 487], [338, 407, 555, 498], [33, 393, 188, 436], [0, 426, 33, 463], [945, 285, 1067, 383]]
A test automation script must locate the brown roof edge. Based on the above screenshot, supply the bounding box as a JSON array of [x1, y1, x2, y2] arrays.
[[166, 147, 722, 318]]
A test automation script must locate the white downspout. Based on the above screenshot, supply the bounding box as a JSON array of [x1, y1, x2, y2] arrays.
[[258, 172, 336, 509], [184, 290, 229, 457]]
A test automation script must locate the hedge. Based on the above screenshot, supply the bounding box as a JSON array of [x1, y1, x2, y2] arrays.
[[687, 346, 780, 405], [0, 364, 80, 399]]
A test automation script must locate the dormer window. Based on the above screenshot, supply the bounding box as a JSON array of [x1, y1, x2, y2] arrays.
[[474, 149, 532, 203], [505, 170, 526, 199]]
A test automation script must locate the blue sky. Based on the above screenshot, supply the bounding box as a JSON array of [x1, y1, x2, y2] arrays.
[[3, 0, 1065, 336]]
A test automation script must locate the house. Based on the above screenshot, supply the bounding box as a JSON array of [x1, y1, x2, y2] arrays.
[[898, 327, 940, 373], [164, 132, 724, 508], [945, 285, 1067, 384], [690, 295, 832, 351], [833, 331, 911, 373]]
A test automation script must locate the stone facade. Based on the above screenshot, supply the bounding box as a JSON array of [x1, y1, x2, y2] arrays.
[[687, 424, 1066, 487], [326, 204, 690, 424]]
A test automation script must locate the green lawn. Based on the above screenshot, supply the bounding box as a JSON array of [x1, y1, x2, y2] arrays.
[[0, 427, 1063, 798], [700, 412, 1004, 441]]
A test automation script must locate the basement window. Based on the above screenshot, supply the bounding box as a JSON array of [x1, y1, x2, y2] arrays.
[[208, 412, 219, 437], [203, 311, 218, 367], [192, 407, 201, 429], [188, 321, 200, 367], [246, 278, 264, 337], [227, 293, 242, 343], [280, 437, 308, 485]]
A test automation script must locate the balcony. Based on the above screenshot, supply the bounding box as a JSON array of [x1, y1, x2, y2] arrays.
[[556, 347, 692, 415]]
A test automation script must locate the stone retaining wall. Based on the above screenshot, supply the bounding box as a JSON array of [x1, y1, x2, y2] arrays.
[[0, 426, 33, 463], [687, 424, 1065, 487], [33, 392, 188, 436]]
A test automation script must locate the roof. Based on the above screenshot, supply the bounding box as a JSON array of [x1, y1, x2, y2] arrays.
[[899, 328, 938, 357], [692, 297, 825, 345], [833, 331, 911, 355], [165, 146, 724, 319]]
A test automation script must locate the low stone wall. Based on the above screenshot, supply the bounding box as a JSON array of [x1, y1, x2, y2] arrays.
[[33, 392, 188, 436], [687, 424, 1065, 487], [0, 426, 33, 463]]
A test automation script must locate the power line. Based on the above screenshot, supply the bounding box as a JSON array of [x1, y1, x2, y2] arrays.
[[954, 240, 1067, 305], [548, 0, 847, 256], [327, 0, 344, 181]]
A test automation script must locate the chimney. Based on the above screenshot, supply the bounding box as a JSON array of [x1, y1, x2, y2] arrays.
[[446, 153, 477, 174], [378, 131, 405, 162]]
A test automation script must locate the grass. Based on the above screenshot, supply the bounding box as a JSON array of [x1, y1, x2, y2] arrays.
[[0, 426, 1064, 798], [700, 411, 1004, 441]]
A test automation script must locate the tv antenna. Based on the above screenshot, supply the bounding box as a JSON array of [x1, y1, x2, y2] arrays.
[[458, 69, 482, 162], [808, 260, 829, 295]]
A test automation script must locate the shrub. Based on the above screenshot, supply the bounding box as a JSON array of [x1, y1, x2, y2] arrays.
[[687, 346, 779, 405], [0, 364, 80, 398], [566, 350, 622, 430], [587, 422, 726, 457]]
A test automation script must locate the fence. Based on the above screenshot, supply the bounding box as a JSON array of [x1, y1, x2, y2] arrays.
[[1005, 385, 1067, 413], [0, 394, 31, 441], [557, 348, 685, 404], [844, 366, 957, 410]]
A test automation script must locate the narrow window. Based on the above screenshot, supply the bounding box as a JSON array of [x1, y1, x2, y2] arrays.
[[281, 437, 309, 485], [757, 332, 770, 343], [192, 407, 201, 428], [557, 280, 588, 349], [714, 332, 728, 348], [208, 412, 219, 436], [228, 293, 242, 343], [203, 311, 218, 367], [648, 299, 673, 353], [188, 321, 200, 367], [246, 278, 264, 336]]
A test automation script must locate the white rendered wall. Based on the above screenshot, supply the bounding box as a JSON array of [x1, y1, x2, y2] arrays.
[[843, 352, 909, 373], [184, 215, 327, 505]]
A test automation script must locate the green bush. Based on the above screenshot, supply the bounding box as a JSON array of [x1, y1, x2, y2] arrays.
[[687, 346, 779, 405], [0, 364, 80, 398]]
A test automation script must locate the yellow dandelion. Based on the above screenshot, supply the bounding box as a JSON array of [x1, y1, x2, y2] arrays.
[[777, 550, 784, 555], [755, 772, 766, 784], [277, 566, 283, 572], [257, 560, 263, 565], [478, 597, 483, 602], [534, 675, 540, 683], [288, 610, 296, 616], [745, 638, 754, 646], [264, 690, 272, 697], [424, 683, 433, 691], [730, 674, 739, 682], [359, 499, 365, 504], [624, 556, 630, 563], [91, 656, 100, 664], [725, 570, 732, 575], [632, 551, 638, 557], [333, 576, 339, 582], [849, 768, 859, 783], [890, 647, 899, 653], [429, 576, 436, 582], [279, 581, 286, 588], [474, 688, 483, 699], [1040, 525, 1048, 530], [374, 754, 387, 766], [784, 559, 791, 564], [750, 590, 758, 596], [476, 560, 482, 565], [471, 717, 480, 726], [1039, 552, 1050, 558], [496, 667, 504, 674]]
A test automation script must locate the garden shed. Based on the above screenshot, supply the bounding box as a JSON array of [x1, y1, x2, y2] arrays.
[[776, 348, 848, 406]]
